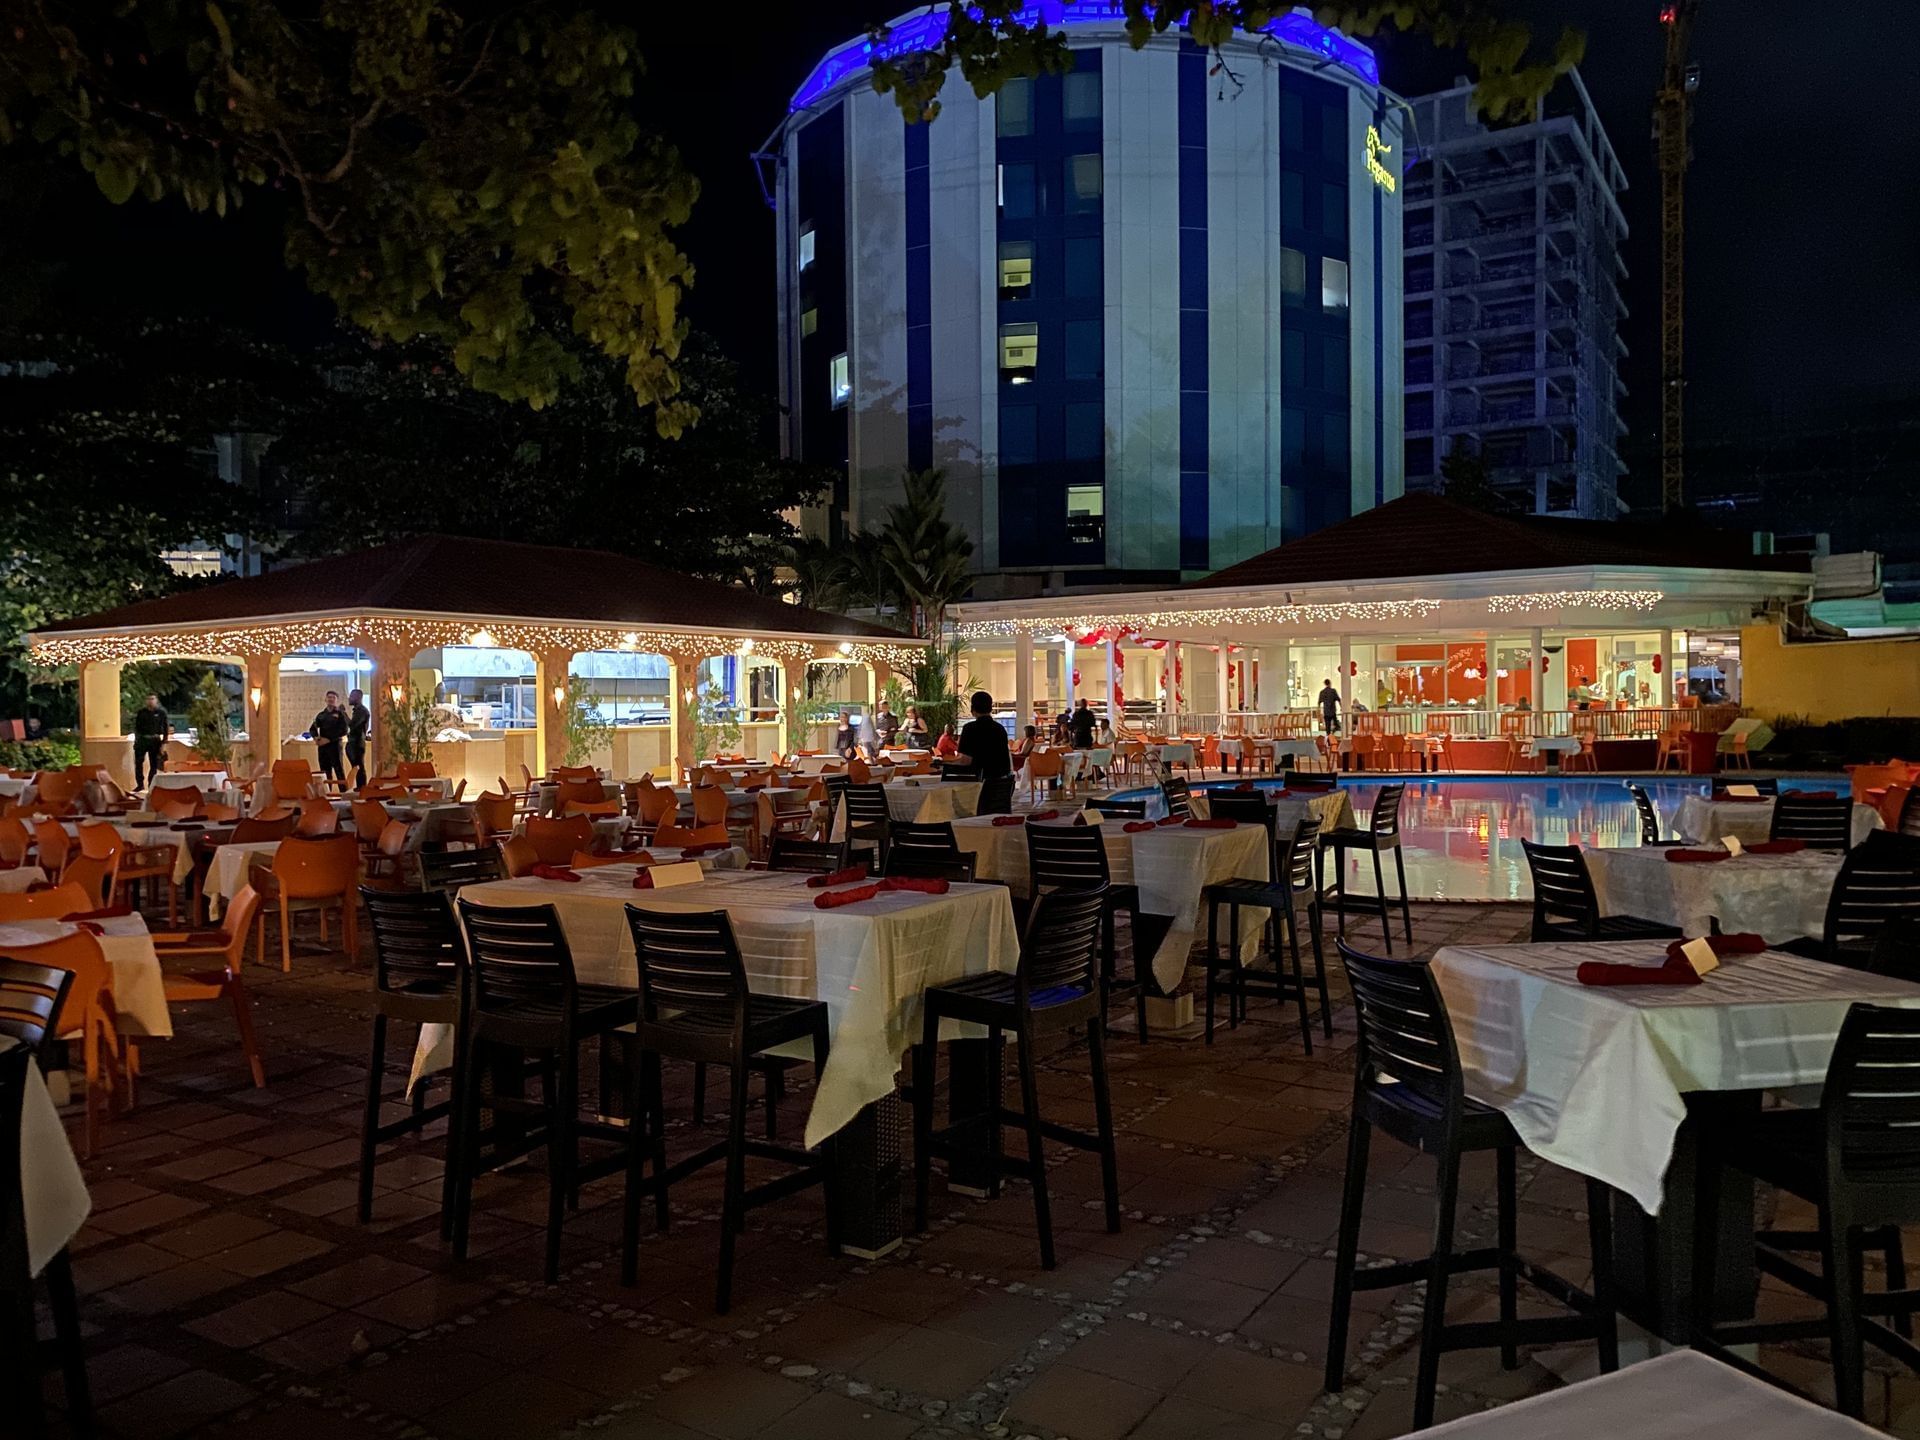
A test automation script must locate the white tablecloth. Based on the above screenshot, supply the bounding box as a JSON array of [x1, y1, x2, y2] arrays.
[[1673, 794, 1880, 848], [1188, 787, 1357, 837], [70, 818, 208, 886], [833, 781, 984, 837], [420, 867, 1020, 1148], [206, 842, 283, 917], [0, 866, 47, 894], [1151, 742, 1197, 770], [0, 915, 171, 1039], [1524, 735, 1584, 756], [1421, 1349, 1881, 1439], [1430, 940, 1920, 1213], [0, 777, 33, 801], [7, 1037, 90, 1278], [150, 771, 229, 793], [1585, 846, 1842, 945], [1268, 738, 1326, 763], [951, 816, 1269, 992]]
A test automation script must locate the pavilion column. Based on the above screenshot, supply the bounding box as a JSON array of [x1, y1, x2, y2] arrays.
[[1014, 633, 1034, 731], [775, 661, 794, 759], [78, 660, 130, 788], [871, 660, 892, 712], [1216, 640, 1231, 718], [1104, 635, 1119, 719], [1170, 641, 1183, 717], [1063, 636, 1076, 706], [362, 642, 410, 778], [239, 654, 283, 776], [1274, 640, 1291, 711], [534, 646, 573, 775], [1529, 627, 1545, 711], [1339, 636, 1353, 715], [1658, 627, 1675, 707], [671, 654, 702, 779]]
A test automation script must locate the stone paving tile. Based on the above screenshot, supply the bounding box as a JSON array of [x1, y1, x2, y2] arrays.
[[30, 884, 1920, 1440]]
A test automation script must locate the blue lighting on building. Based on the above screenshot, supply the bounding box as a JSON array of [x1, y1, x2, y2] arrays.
[[790, 4, 1378, 111]]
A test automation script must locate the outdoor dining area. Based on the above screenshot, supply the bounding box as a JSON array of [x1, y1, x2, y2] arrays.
[[8, 536, 1920, 1438]]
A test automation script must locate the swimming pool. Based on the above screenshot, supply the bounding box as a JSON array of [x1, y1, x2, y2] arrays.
[[1117, 775, 1849, 902]]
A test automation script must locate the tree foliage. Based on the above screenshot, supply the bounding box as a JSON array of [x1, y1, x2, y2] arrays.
[[0, 0, 698, 426], [877, 469, 975, 637], [871, 0, 1582, 126], [1438, 438, 1507, 513]]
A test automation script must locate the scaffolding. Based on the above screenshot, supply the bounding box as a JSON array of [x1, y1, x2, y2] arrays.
[[1402, 71, 1630, 519]]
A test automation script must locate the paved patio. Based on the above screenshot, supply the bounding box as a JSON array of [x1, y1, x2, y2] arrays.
[[38, 899, 1920, 1439]]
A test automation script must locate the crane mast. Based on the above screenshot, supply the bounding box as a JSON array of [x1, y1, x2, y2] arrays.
[[1656, 2, 1700, 512]]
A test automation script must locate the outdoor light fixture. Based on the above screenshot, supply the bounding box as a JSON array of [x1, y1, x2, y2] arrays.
[[248, 685, 264, 712], [838, 641, 854, 655], [387, 681, 405, 705], [468, 628, 495, 648], [621, 632, 639, 649], [739, 638, 754, 654], [551, 683, 567, 711], [683, 686, 695, 703]]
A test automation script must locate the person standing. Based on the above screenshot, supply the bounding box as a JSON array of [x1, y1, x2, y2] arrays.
[[945, 690, 1012, 784], [311, 691, 350, 787], [132, 693, 170, 788], [833, 710, 859, 760], [903, 705, 931, 749], [1069, 698, 1097, 749], [872, 700, 901, 750], [345, 688, 372, 789], [1317, 678, 1342, 735]]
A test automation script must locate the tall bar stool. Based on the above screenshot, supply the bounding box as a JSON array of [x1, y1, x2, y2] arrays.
[[620, 905, 836, 1313], [1769, 792, 1856, 851], [1328, 941, 1618, 1430], [840, 783, 892, 871], [449, 900, 643, 1282], [1160, 777, 1193, 819], [359, 888, 463, 1232], [1200, 808, 1328, 1050], [1026, 823, 1149, 1040], [1519, 840, 1683, 943], [913, 887, 1119, 1268], [887, 820, 975, 880], [1320, 782, 1414, 951]]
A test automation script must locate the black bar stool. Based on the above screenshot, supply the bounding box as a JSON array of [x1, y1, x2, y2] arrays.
[[448, 899, 643, 1282], [417, 846, 504, 893], [1770, 793, 1857, 850], [913, 886, 1119, 1268], [889, 820, 975, 880], [620, 905, 836, 1314], [840, 783, 892, 870], [1327, 940, 1618, 1430], [1026, 822, 1149, 1040], [1519, 840, 1684, 942], [1320, 783, 1414, 951], [1160, 777, 1193, 819], [767, 836, 851, 874], [1201, 809, 1329, 1050]]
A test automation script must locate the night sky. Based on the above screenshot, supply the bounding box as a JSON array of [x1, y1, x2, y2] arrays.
[[15, 2, 1916, 509]]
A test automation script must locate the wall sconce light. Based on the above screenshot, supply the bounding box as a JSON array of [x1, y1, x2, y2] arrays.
[[467, 628, 495, 649], [792, 685, 803, 701], [248, 685, 264, 712], [551, 683, 567, 711], [838, 641, 854, 656], [387, 682, 405, 706], [682, 686, 695, 704], [738, 637, 754, 655]]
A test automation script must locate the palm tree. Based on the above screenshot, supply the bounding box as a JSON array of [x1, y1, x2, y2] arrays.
[[783, 535, 849, 613], [839, 529, 899, 618], [878, 468, 974, 637]]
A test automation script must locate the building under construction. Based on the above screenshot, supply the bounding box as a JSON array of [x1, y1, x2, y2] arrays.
[[1402, 72, 1629, 519]]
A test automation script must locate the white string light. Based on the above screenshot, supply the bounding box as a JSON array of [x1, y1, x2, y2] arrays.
[[1486, 590, 1663, 615]]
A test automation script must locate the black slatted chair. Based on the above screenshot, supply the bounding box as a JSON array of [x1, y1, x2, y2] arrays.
[[1085, 796, 1148, 821], [1321, 783, 1414, 951], [888, 820, 973, 881], [448, 900, 643, 1282], [2, 1042, 91, 1439], [1868, 913, 1920, 981], [1693, 1003, 1920, 1419], [913, 887, 1119, 1267], [0, 960, 74, 1060], [1161, 777, 1193, 820], [1287, 771, 1339, 793], [840, 783, 891, 870], [359, 888, 464, 1231], [417, 845, 504, 894], [620, 906, 835, 1313], [1625, 782, 1682, 846], [884, 850, 977, 883], [976, 772, 1016, 815], [1328, 942, 1618, 1430], [1780, 832, 1920, 968], [1520, 840, 1683, 943], [1204, 790, 1270, 825], [1201, 812, 1329, 1051], [1770, 793, 1856, 850], [767, 836, 851, 874], [1027, 822, 1148, 1040], [1900, 786, 1920, 840]]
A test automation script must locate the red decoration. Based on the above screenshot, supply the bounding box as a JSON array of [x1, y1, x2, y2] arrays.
[[1652, 654, 1663, 674], [1071, 669, 1082, 687], [1349, 660, 1358, 677]]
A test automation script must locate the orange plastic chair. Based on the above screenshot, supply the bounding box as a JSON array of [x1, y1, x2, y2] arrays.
[[754, 789, 812, 862], [394, 760, 437, 782], [361, 819, 416, 890], [0, 815, 32, 867], [64, 824, 123, 909], [232, 814, 297, 844], [500, 833, 540, 877], [632, 785, 677, 843], [260, 834, 361, 971], [351, 799, 395, 846], [294, 798, 342, 837], [654, 822, 728, 850], [116, 839, 179, 924], [151, 884, 267, 1088], [690, 786, 729, 829], [31, 819, 72, 876], [1023, 749, 1064, 803], [0, 883, 93, 922], [553, 765, 597, 784], [271, 759, 318, 801], [359, 781, 405, 802], [524, 815, 594, 866], [33, 771, 83, 815], [149, 787, 203, 821], [472, 793, 518, 847], [20, 930, 128, 1156], [202, 801, 242, 824]]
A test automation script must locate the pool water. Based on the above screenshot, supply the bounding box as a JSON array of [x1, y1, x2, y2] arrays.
[[1120, 775, 1848, 902]]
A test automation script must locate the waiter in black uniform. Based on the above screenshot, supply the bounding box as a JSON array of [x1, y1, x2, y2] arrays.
[[345, 688, 372, 788], [310, 691, 350, 788], [132, 693, 170, 788]]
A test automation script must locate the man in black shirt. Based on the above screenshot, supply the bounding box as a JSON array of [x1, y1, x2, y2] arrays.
[[949, 690, 1011, 790], [131, 693, 170, 788], [1069, 699, 1097, 749], [311, 691, 350, 787], [345, 688, 372, 788]]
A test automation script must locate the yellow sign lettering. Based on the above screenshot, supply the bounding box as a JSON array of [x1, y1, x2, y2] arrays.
[[1365, 125, 1396, 193]]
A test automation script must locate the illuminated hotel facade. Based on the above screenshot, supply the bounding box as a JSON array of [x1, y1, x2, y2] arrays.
[[765, 4, 1407, 595]]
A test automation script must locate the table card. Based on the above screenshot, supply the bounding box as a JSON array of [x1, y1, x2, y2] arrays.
[[1679, 937, 1722, 977], [1722, 835, 1745, 857], [1727, 784, 1760, 798], [649, 861, 704, 888]]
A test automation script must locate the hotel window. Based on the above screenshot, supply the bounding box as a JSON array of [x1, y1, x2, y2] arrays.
[[1064, 401, 1103, 460], [1064, 236, 1101, 298], [1065, 153, 1103, 215], [997, 77, 1033, 137], [1066, 484, 1105, 544], [998, 241, 1034, 300], [998, 162, 1035, 219], [829, 352, 850, 408], [1322, 182, 1348, 241], [800, 307, 818, 338], [1280, 246, 1307, 305], [1064, 319, 1101, 379], [999, 322, 1039, 382], [1063, 71, 1101, 131], [797, 227, 815, 271], [1321, 257, 1350, 312]]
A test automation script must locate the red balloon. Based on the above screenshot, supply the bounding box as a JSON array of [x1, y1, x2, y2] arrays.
[[1652, 654, 1663, 674]]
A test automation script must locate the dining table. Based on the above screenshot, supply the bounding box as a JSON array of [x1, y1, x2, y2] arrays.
[[5, 1036, 91, 1280], [1188, 785, 1357, 837], [832, 779, 983, 835], [1584, 845, 1843, 944], [205, 840, 285, 917], [1673, 793, 1880, 848], [1430, 938, 1920, 1337], [0, 865, 48, 894], [0, 915, 172, 1040]]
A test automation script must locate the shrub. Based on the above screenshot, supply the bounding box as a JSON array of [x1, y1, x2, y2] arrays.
[[0, 733, 83, 772]]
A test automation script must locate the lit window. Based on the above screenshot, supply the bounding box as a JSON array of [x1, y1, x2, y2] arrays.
[[798, 227, 815, 271], [1322, 257, 1350, 311], [998, 241, 1033, 300], [829, 352, 850, 408], [1064, 71, 1101, 130], [1280, 246, 1306, 304], [1066, 484, 1105, 544], [1065, 153, 1102, 214], [999, 322, 1039, 382], [800, 307, 818, 338], [997, 77, 1033, 137]]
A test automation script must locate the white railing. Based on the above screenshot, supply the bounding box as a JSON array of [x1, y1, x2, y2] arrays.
[[1130, 706, 1737, 742]]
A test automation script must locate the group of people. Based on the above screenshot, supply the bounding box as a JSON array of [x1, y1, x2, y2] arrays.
[[127, 686, 373, 790]]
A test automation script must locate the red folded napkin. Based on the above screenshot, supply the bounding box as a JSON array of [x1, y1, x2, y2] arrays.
[[1664, 933, 1766, 964], [1185, 818, 1237, 830], [71, 905, 132, 920], [631, 870, 654, 889], [529, 863, 582, 882], [1577, 956, 1701, 987], [1743, 839, 1806, 855], [1157, 815, 1183, 827], [71, 921, 105, 936], [1236, 782, 1256, 792], [807, 865, 870, 889], [882, 875, 950, 895], [680, 842, 732, 857], [1123, 821, 1157, 833], [1665, 848, 1732, 864], [1796, 790, 1839, 800], [815, 883, 882, 909], [0, 860, 16, 871], [991, 815, 1025, 827], [1027, 810, 1060, 822]]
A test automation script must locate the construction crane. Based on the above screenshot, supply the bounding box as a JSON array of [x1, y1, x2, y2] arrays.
[[1655, 1, 1701, 512]]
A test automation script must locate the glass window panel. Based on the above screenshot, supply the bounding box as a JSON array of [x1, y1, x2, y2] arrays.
[[1064, 402, 1103, 460], [797, 228, 815, 271], [997, 78, 1033, 137], [800, 307, 818, 338], [999, 162, 1035, 219], [1002, 405, 1038, 464], [1322, 181, 1348, 241], [829, 352, 850, 408], [1065, 236, 1101, 298], [1065, 153, 1102, 215], [1280, 246, 1307, 305], [1321, 257, 1350, 311], [1063, 71, 1101, 130], [998, 240, 1033, 299], [1282, 329, 1305, 382], [1064, 319, 1101, 379], [999, 321, 1039, 380], [1066, 483, 1105, 544], [1282, 170, 1305, 224]]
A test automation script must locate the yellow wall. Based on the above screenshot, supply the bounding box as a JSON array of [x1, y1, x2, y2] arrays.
[[1740, 624, 1920, 724]]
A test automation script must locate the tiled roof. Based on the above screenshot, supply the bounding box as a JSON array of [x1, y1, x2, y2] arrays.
[[39, 533, 905, 639], [1192, 493, 1809, 590]]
